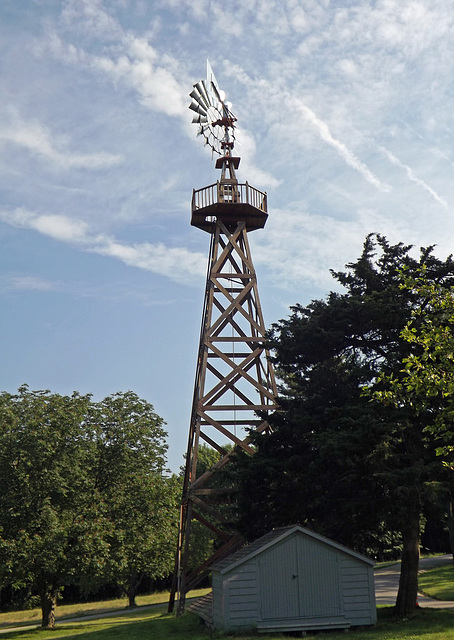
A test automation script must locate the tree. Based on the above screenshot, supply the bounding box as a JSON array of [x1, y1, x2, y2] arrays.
[[0, 387, 176, 625], [88, 392, 179, 606], [234, 234, 454, 616], [373, 272, 454, 461], [0, 386, 96, 627], [372, 272, 454, 559]]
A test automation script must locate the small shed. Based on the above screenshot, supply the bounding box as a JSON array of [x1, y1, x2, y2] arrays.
[[210, 525, 376, 634]]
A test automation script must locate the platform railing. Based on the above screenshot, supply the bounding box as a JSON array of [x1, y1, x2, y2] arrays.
[[192, 181, 267, 213]]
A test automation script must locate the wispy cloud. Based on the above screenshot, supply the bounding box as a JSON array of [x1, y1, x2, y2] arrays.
[[0, 208, 206, 286], [0, 272, 194, 306], [0, 114, 121, 169], [1, 275, 55, 292], [92, 240, 207, 282], [60, 0, 123, 39], [227, 63, 388, 192]]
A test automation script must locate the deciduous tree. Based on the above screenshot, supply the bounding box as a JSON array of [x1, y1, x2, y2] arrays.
[[88, 392, 179, 606], [0, 386, 95, 627], [0, 387, 176, 625]]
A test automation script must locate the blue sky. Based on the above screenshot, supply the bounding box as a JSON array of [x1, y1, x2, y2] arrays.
[[2, 0, 454, 472]]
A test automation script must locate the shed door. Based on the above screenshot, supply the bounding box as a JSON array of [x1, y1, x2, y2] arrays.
[[259, 537, 300, 619], [296, 536, 342, 617], [259, 535, 343, 621]]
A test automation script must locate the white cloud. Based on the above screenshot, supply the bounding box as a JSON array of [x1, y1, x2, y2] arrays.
[[5, 0, 454, 295], [32, 215, 91, 242], [36, 2, 277, 187], [92, 43, 187, 117], [93, 240, 207, 283], [0, 209, 92, 243], [44, 3, 189, 120], [226, 64, 388, 192]]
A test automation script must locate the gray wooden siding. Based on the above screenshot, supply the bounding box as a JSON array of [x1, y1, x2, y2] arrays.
[[340, 557, 376, 625], [295, 535, 343, 618], [259, 537, 299, 619], [212, 572, 224, 629], [223, 562, 259, 630]]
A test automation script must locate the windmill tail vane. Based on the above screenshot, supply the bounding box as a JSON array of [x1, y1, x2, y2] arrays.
[[189, 59, 237, 156]]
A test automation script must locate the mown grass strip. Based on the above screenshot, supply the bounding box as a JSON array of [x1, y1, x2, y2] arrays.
[[419, 563, 454, 601]]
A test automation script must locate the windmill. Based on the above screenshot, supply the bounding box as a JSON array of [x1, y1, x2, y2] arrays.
[[168, 61, 278, 615]]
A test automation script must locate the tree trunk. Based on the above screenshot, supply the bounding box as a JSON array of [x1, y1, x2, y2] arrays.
[[126, 570, 142, 608], [395, 509, 420, 617], [40, 590, 57, 628], [448, 499, 454, 563], [448, 473, 454, 564], [128, 588, 137, 608]]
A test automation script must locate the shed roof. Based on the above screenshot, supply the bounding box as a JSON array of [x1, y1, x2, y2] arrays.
[[211, 525, 375, 575]]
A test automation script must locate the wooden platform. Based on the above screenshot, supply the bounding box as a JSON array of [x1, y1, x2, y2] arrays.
[[191, 181, 268, 232]]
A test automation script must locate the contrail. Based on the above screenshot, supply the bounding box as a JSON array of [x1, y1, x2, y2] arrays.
[[293, 98, 389, 191], [398, 119, 454, 170], [380, 146, 448, 209]]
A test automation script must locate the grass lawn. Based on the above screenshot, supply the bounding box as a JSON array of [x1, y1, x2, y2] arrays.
[[3, 607, 454, 640], [419, 563, 454, 600], [0, 589, 211, 629], [2, 605, 454, 640]]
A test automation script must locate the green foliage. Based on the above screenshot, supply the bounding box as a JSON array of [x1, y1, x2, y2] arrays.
[[0, 385, 95, 623], [0, 387, 177, 625], [85, 392, 179, 605], [372, 273, 454, 467]]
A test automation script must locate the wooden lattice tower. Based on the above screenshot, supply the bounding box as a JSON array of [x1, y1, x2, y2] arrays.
[[168, 62, 278, 614]]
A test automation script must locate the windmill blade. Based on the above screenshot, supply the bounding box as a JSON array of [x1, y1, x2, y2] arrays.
[[189, 88, 201, 103], [190, 87, 210, 111], [192, 114, 208, 124], [189, 100, 207, 116], [191, 83, 210, 109]]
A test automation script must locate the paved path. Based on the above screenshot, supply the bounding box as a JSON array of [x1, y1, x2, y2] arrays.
[[375, 554, 454, 608]]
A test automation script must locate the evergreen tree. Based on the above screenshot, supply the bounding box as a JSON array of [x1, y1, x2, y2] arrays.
[[235, 234, 454, 616]]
